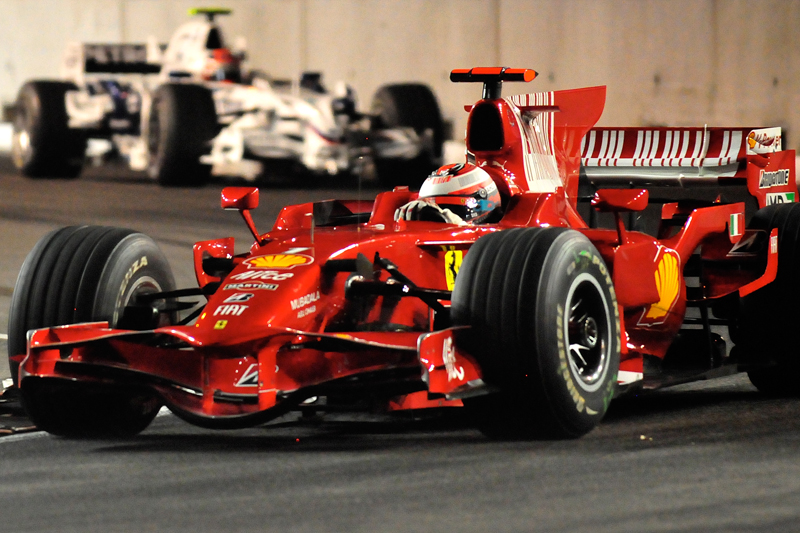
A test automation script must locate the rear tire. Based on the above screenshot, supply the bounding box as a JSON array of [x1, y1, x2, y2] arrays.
[[370, 83, 444, 188], [737, 203, 800, 395], [11, 81, 86, 178], [147, 83, 217, 187], [8, 226, 175, 436], [451, 228, 620, 439]]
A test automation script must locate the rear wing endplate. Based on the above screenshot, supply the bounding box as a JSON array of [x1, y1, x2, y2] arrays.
[[61, 41, 165, 82]]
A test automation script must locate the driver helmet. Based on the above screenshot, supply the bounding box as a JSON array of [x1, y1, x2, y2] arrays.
[[203, 49, 242, 83], [418, 163, 501, 223]]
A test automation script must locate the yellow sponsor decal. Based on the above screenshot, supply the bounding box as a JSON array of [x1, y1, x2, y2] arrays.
[[244, 254, 314, 269], [444, 249, 463, 291], [639, 249, 680, 326], [214, 320, 228, 330]]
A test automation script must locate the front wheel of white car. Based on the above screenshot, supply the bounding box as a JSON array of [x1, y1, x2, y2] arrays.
[[147, 83, 217, 187]]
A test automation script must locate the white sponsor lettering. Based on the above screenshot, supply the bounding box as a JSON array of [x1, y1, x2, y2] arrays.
[[442, 336, 465, 382], [230, 270, 294, 281], [297, 305, 316, 318], [290, 291, 320, 310], [213, 304, 248, 317], [223, 282, 278, 291]]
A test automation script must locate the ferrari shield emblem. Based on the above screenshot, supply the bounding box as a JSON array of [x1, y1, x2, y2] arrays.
[[444, 250, 463, 291]]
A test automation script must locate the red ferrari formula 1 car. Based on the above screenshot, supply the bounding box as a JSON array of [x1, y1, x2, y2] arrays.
[[8, 67, 798, 439]]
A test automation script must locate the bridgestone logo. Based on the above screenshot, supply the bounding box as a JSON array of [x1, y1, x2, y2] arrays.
[[118, 256, 148, 303], [759, 169, 790, 189]]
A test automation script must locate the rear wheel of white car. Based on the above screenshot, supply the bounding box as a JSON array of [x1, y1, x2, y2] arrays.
[[147, 83, 217, 187], [451, 228, 620, 439], [736, 203, 800, 395], [8, 226, 175, 436], [12, 81, 86, 178], [370, 84, 444, 188]]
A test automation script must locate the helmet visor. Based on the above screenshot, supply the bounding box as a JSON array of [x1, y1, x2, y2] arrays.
[[431, 194, 500, 223]]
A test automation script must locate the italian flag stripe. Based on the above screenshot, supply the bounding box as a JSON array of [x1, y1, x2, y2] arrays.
[[730, 213, 743, 237]]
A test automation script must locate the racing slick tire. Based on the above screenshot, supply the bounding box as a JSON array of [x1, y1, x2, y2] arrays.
[[7, 226, 175, 437], [370, 83, 444, 188], [147, 83, 217, 187], [451, 228, 620, 439], [736, 203, 800, 395], [11, 81, 86, 178]]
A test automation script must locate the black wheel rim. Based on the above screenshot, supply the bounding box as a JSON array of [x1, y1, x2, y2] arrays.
[[112, 275, 166, 328], [564, 274, 611, 392]]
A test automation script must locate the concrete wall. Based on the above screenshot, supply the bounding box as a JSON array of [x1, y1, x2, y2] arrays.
[[2, 0, 799, 148]]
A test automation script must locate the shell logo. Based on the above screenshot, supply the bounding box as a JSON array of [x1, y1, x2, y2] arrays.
[[244, 254, 314, 269], [748, 131, 777, 150], [747, 131, 758, 149], [639, 250, 680, 326]]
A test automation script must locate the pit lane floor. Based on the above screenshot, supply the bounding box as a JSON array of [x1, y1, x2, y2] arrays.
[[2, 158, 800, 531]]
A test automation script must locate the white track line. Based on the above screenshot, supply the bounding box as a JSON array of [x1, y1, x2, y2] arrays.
[[0, 333, 7, 340]]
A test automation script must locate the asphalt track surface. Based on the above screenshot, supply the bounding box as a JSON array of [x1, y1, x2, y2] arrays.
[[1, 158, 800, 532]]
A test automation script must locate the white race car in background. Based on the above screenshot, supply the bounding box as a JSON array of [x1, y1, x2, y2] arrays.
[[10, 8, 444, 186]]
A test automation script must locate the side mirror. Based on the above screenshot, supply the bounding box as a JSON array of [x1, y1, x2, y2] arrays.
[[221, 187, 259, 210], [221, 187, 264, 245], [591, 189, 648, 213]]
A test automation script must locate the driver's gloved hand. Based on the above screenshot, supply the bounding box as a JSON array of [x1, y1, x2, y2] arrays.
[[394, 200, 466, 225]]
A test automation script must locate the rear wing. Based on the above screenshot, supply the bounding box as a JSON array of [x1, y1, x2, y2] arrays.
[[61, 41, 165, 82], [581, 126, 796, 208]]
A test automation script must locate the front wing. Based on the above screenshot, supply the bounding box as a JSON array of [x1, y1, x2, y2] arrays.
[[20, 323, 479, 428]]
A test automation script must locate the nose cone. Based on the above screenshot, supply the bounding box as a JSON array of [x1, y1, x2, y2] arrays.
[[192, 255, 324, 345]]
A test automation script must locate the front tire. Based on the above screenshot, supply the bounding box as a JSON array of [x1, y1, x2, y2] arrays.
[[8, 226, 175, 437], [452, 228, 620, 439], [12, 81, 86, 178], [147, 83, 217, 187]]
